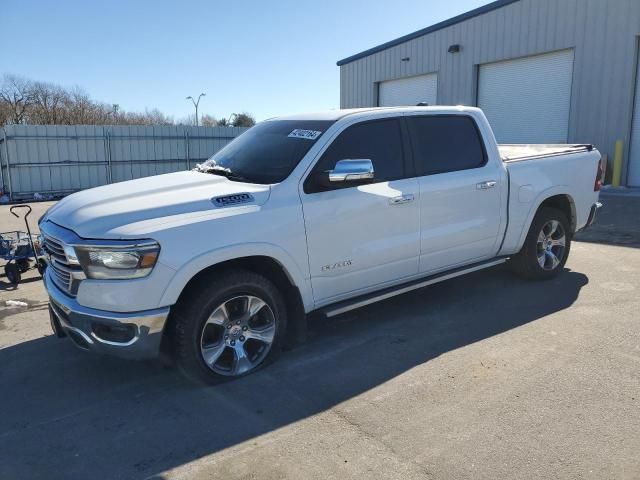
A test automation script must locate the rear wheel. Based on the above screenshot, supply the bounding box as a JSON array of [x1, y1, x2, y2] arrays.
[[173, 269, 287, 384], [509, 207, 571, 280]]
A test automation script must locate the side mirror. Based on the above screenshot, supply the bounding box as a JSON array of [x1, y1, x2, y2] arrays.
[[328, 159, 374, 183]]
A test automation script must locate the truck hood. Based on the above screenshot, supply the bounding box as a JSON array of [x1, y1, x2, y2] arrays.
[[44, 171, 271, 238]]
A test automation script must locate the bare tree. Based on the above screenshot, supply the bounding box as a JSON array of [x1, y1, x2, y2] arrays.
[[200, 114, 218, 127], [30, 81, 68, 124], [120, 108, 173, 125], [0, 100, 11, 126], [63, 87, 97, 124], [0, 73, 255, 127], [176, 114, 197, 126], [0, 74, 34, 124]]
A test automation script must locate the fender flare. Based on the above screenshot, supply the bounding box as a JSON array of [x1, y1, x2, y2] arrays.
[[159, 242, 312, 309], [515, 186, 576, 251]]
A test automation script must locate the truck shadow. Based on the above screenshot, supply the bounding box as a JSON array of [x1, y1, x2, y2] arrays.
[[0, 265, 588, 479], [573, 195, 640, 248]]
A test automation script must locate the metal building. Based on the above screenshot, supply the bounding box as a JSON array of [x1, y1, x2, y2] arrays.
[[337, 0, 640, 186]]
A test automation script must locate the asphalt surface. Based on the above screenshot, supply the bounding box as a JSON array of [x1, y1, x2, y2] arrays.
[[0, 194, 639, 480]]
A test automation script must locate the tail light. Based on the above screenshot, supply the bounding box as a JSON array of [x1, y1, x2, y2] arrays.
[[594, 159, 603, 191]]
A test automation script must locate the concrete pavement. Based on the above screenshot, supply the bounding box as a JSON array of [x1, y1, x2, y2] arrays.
[[0, 194, 638, 479]]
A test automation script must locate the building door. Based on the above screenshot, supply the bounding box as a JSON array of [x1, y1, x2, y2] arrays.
[[478, 49, 574, 144], [378, 73, 438, 107], [628, 52, 640, 187]]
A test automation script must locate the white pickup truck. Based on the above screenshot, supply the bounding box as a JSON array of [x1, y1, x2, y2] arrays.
[[40, 106, 602, 383]]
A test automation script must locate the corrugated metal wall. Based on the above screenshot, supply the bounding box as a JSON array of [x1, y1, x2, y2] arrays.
[[0, 124, 246, 199], [339, 0, 640, 184]]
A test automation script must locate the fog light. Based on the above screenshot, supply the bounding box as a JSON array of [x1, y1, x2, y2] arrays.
[[91, 323, 136, 343]]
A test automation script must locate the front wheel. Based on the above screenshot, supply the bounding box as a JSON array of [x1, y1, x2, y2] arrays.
[[509, 207, 571, 280], [173, 269, 287, 384]]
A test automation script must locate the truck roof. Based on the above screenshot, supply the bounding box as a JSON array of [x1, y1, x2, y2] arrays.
[[269, 105, 481, 122]]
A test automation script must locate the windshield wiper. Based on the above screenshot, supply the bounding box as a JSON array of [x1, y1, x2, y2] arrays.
[[194, 163, 248, 182]]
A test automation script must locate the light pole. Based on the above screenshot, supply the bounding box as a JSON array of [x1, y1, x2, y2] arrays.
[[186, 93, 206, 126]]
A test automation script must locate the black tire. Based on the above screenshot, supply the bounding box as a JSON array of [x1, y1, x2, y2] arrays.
[[4, 263, 21, 285], [37, 258, 47, 276], [16, 258, 30, 273], [173, 269, 287, 384], [509, 207, 571, 280]]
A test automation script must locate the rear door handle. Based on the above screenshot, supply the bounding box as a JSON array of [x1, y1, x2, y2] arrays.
[[389, 194, 415, 205], [476, 180, 497, 190]]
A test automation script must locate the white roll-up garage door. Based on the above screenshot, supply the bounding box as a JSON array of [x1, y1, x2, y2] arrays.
[[628, 55, 640, 187], [378, 73, 438, 107], [478, 49, 574, 144]]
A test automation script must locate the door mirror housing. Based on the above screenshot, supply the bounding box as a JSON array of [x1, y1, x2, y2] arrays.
[[328, 159, 375, 183]]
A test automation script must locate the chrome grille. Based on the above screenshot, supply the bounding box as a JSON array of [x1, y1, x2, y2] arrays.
[[41, 228, 84, 295], [50, 261, 72, 290], [43, 234, 65, 257], [43, 234, 71, 293]]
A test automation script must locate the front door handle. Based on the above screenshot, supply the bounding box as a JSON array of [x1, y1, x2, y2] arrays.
[[476, 180, 497, 190], [389, 194, 415, 205]]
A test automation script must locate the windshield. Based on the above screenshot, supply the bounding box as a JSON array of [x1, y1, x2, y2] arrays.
[[197, 120, 334, 184]]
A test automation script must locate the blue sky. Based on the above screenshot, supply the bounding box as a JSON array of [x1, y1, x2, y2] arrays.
[[4, 0, 487, 121]]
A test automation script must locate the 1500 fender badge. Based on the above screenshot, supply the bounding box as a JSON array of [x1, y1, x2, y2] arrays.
[[321, 260, 352, 272], [212, 193, 255, 207]]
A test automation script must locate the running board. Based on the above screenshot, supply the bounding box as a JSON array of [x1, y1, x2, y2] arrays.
[[320, 258, 508, 318]]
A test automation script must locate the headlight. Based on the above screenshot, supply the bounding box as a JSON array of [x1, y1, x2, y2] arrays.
[[74, 241, 160, 280]]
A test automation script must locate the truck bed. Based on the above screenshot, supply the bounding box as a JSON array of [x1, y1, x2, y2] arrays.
[[499, 144, 593, 163]]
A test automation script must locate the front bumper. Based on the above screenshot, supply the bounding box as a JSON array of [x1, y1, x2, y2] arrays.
[[44, 269, 170, 359]]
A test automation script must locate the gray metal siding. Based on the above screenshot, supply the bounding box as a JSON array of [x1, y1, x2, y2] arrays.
[[339, 0, 640, 183], [628, 41, 640, 186]]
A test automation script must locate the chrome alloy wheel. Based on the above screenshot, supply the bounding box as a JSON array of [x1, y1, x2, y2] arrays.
[[536, 220, 566, 271], [199, 295, 276, 376]]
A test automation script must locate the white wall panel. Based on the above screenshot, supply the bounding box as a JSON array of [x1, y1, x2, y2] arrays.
[[478, 49, 574, 143], [378, 73, 438, 107]]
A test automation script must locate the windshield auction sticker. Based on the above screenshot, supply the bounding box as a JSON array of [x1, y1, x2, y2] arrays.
[[288, 129, 322, 140]]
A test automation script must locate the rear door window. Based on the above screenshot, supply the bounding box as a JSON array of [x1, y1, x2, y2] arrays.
[[406, 115, 487, 176]]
